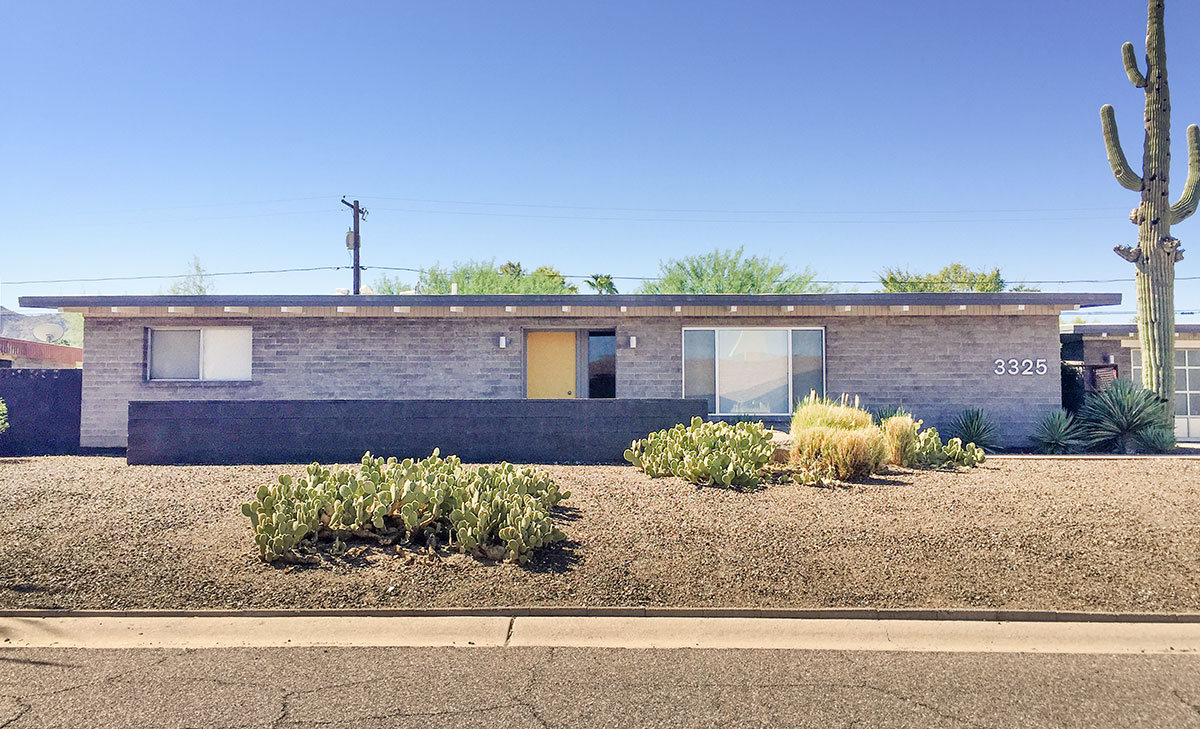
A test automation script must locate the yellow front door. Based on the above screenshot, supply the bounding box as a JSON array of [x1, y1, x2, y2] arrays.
[[526, 331, 576, 399]]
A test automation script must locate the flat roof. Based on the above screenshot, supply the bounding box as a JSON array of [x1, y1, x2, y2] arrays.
[[0, 336, 84, 365], [19, 291, 1122, 310], [1066, 323, 1200, 337]]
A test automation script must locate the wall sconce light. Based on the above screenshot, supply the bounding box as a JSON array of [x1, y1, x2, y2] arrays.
[[499, 336, 507, 349], [629, 336, 638, 349]]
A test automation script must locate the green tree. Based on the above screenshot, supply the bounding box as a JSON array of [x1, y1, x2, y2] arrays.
[[878, 263, 1037, 292], [584, 273, 618, 294], [498, 261, 525, 278], [0, 397, 8, 437], [637, 247, 830, 294], [412, 260, 579, 294], [165, 256, 213, 295], [1100, 0, 1197, 406], [372, 273, 414, 295]]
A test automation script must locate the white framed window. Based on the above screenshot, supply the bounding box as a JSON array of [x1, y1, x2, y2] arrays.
[[1131, 347, 1200, 441], [682, 327, 825, 416], [148, 327, 252, 381]]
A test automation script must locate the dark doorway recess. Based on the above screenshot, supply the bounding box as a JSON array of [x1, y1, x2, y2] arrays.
[[587, 331, 616, 398]]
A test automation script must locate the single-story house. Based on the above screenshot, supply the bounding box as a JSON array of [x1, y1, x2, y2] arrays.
[[0, 336, 83, 369], [1062, 323, 1200, 442], [17, 292, 1120, 459]]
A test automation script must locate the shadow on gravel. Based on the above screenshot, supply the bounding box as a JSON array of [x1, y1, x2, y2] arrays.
[[850, 473, 913, 487], [552, 504, 583, 522], [2, 583, 44, 594], [0, 656, 76, 668], [526, 538, 581, 574]]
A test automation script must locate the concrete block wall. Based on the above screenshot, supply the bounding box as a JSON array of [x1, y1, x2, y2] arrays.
[[617, 315, 1062, 445], [82, 314, 1061, 448]]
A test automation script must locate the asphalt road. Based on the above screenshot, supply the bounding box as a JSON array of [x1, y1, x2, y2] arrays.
[[1, 646, 1198, 728]]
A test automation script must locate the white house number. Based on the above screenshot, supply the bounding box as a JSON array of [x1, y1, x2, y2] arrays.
[[994, 358, 1048, 376]]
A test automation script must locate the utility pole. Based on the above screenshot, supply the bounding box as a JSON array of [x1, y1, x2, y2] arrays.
[[340, 197, 367, 294]]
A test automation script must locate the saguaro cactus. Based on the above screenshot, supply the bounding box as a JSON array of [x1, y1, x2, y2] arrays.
[[1101, 0, 1197, 408]]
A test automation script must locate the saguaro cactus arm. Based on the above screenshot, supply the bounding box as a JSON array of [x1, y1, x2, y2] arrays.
[[1122, 42, 1148, 87], [1114, 244, 1142, 262], [1101, 105, 1144, 191], [1170, 123, 1200, 223]]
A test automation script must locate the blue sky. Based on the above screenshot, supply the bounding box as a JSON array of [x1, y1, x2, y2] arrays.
[[2, 0, 1198, 319]]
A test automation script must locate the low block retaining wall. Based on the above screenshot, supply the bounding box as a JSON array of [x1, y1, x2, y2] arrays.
[[0, 369, 82, 456], [126, 398, 709, 465]]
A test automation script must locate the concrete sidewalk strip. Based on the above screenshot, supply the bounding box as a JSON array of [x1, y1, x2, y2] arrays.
[[0, 616, 511, 649], [3, 615, 1200, 653]]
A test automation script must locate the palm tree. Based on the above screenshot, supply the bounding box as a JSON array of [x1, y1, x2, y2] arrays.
[[584, 273, 618, 295]]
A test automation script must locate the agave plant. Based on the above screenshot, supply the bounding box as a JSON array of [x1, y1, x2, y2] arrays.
[[1077, 378, 1173, 454], [1134, 424, 1178, 454], [946, 408, 1000, 453], [1030, 409, 1083, 455], [871, 404, 912, 424]]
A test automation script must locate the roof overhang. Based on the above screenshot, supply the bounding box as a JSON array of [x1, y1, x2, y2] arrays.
[[1065, 322, 1200, 338], [19, 292, 1123, 313]]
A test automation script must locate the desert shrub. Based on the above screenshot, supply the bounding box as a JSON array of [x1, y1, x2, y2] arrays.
[[241, 451, 569, 564], [790, 392, 874, 431], [915, 427, 986, 469], [1030, 409, 1083, 454], [946, 408, 1000, 453], [0, 397, 7, 437], [1077, 378, 1173, 454], [881, 414, 920, 467], [791, 425, 887, 481], [624, 417, 775, 487], [789, 395, 983, 483]]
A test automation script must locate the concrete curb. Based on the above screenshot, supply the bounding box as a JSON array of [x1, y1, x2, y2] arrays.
[[2, 607, 1199, 623], [988, 454, 1199, 460], [5, 615, 1200, 653]]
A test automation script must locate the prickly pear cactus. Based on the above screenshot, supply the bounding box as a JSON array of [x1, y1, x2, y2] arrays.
[[914, 427, 986, 469], [624, 417, 775, 487], [240, 473, 328, 562], [241, 450, 569, 565]]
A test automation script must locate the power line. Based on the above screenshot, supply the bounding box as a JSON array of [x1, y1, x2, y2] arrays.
[[8, 195, 337, 221], [356, 195, 1124, 217], [365, 205, 1120, 225], [6, 264, 1200, 287], [4, 266, 349, 285]]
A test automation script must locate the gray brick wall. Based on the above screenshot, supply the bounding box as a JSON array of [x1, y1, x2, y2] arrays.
[[82, 314, 1061, 448]]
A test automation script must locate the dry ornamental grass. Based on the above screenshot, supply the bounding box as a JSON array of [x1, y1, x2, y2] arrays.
[[0, 456, 1198, 612]]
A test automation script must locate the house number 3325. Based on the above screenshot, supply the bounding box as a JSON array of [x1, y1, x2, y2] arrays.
[[994, 358, 1048, 376]]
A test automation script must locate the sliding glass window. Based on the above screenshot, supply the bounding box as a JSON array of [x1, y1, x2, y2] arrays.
[[682, 328, 824, 415]]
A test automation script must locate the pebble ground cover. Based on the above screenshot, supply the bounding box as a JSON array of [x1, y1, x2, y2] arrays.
[[1, 455, 1198, 612]]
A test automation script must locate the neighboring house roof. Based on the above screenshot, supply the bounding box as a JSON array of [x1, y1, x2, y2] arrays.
[[0, 336, 84, 366], [19, 292, 1122, 311], [1065, 323, 1200, 337]]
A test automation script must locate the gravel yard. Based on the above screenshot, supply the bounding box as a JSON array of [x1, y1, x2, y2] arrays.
[[1, 456, 1198, 612]]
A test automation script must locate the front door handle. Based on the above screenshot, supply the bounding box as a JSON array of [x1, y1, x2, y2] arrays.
[[567, 390, 573, 396]]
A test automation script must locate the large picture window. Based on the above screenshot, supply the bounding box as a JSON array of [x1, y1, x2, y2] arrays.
[[148, 327, 252, 381], [682, 327, 824, 415]]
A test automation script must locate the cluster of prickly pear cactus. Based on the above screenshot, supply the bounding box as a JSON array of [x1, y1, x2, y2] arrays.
[[241, 450, 569, 564], [624, 417, 775, 487], [449, 476, 564, 564], [914, 427, 985, 469], [240, 474, 328, 562]]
